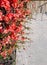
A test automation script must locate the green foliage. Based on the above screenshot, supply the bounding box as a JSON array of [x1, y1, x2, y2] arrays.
[[0, 55, 3, 59]]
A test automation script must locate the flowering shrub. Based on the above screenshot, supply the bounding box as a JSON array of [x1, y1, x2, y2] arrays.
[[0, 0, 30, 59]]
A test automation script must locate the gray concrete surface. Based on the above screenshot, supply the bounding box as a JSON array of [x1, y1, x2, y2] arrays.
[[16, 13, 47, 65]]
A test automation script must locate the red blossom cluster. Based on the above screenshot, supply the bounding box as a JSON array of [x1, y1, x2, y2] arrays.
[[0, 0, 30, 59]]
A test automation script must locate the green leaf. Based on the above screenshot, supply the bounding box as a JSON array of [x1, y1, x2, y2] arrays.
[[0, 33, 3, 38], [2, 46, 6, 51], [2, 32, 11, 38], [0, 55, 3, 59]]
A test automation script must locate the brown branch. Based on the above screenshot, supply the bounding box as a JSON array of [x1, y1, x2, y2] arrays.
[[38, 2, 47, 8]]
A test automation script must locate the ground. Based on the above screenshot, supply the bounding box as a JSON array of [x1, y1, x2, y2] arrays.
[[16, 13, 47, 65]]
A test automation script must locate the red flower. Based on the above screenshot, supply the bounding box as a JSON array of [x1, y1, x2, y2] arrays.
[[0, 26, 3, 33], [0, 11, 3, 21], [0, 0, 30, 58], [1, 50, 7, 59], [13, 0, 18, 3], [0, 44, 2, 50]]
